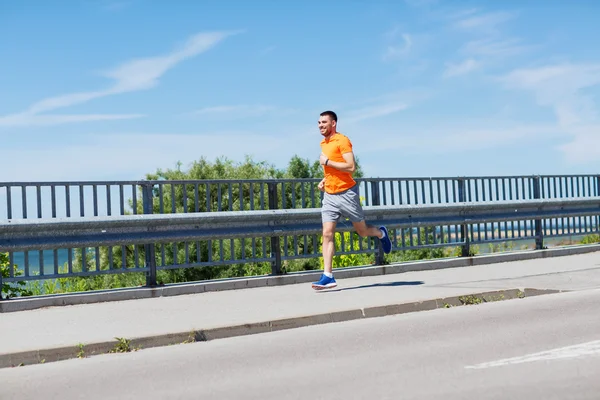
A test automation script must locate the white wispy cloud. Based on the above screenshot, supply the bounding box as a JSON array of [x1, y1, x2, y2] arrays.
[[0, 113, 145, 127], [191, 105, 275, 117], [383, 33, 412, 60], [340, 89, 431, 124], [445, 8, 479, 20], [443, 8, 526, 78], [443, 59, 480, 77], [558, 126, 600, 163], [461, 38, 530, 57], [501, 63, 600, 163], [0, 31, 239, 127], [357, 88, 431, 106], [358, 122, 564, 155], [453, 10, 515, 33], [346, 102, 408, 123], [502, 64, 600, 125]]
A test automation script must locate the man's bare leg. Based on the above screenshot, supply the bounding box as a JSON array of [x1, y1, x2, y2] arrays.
[[352, 220, 384, 238], [312, 221, 338, 289], [322, 221, 337, 274], [352, 220, 393, 254]]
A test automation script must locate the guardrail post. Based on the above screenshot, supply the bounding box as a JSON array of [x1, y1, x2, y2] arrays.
[[0, 252, 3, 300], [268, 182, 282, 275], [142, 182, 158, 287], [533, 176, 544, 249], [596, 176, 600, 233], [0, 267, 4, 301], [457, 178, 471, 257], [370, 181, 386, 265]]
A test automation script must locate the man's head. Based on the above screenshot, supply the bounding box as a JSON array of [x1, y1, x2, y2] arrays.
[[318, 111, 337, 137]]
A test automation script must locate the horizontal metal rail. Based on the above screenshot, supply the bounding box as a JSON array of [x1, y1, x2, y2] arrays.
[[2, 175, 599, 222], [1, 196, 600, 292], [2, 174, 599, 187], [2, 197, 599, 252]]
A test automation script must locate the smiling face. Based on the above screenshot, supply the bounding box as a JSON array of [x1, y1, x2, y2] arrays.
[[318, 114, 336, 137]]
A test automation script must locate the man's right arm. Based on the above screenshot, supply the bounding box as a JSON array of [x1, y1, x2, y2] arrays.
[[319, 146, 326, 191]]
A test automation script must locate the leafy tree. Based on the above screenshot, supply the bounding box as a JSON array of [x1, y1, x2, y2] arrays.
[[286, 155, 318, 179]]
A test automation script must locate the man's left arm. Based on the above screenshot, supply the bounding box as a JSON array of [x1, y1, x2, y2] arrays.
[[320, 151, 356, 173]]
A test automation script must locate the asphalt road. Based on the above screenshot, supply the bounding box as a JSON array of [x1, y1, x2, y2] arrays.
[[2, 289, 600, 400]]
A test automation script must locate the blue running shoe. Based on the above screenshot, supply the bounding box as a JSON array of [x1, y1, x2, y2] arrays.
[[311, 274, 337, 290], [379, 226, 392, 254]]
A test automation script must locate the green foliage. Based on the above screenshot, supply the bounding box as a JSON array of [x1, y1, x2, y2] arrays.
[[1, 253, 32, 298], [109, 337, 137, 353], [77, 344, 85, 359], [449, 244, 480, 257], [147, 155, 285, 182], [459, 295, 483, 305], [26, 248, 146, 296], [389, 227, 448, 262], [286, 155, 322, 179], [318, 231, 374, 269], [282, 258, 321, 273], [352, 156, 365, 178], [580, 234, 600, 244], [487, 241, 516, 253]]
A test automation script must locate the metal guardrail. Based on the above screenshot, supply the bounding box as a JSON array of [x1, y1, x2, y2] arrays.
[[1, 174, 600, 294], [2, 175, 599, 220], [1, 197, 600, 289]]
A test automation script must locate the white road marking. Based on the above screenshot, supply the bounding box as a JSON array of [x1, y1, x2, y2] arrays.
[[465, 340, 600, 369]]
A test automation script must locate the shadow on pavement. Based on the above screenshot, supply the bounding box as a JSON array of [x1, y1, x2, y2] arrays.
[[318, 280, 425, 293]]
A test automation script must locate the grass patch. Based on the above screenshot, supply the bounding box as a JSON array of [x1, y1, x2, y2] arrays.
[[77, 343, 85, 359], [458, 295, 484, 305], [109, 337, 139, 353]]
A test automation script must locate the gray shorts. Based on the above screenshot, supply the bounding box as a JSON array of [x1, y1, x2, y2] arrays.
[[321, 185, 365, 223]]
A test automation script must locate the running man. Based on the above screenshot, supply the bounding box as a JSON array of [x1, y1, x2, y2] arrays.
[[312, 110, 392, 290]]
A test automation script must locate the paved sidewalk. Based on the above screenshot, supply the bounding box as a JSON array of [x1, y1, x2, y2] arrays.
[[2, 250, 600, 368]]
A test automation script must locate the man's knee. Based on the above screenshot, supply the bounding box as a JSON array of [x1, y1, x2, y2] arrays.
[[322, 223, 336, 241]]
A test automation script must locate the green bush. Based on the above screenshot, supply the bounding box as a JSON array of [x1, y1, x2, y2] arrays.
[[1, 253, 32, 298], [318, 231, 374, 270], [581, 234, 600, 244], [487, 241, 516, 253]]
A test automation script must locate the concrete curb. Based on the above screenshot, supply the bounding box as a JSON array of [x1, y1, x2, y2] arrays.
[[2, 243, 598, 313], [0, 287, 566, 369]]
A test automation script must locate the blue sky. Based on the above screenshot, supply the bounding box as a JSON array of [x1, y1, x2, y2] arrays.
[[1, 0, 600, 182]]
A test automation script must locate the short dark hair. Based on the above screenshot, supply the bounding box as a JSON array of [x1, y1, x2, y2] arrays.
[[320, 110, 337, 122]]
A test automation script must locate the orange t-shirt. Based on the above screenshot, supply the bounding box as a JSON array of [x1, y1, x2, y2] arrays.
[[320, 132, 356, 194]]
